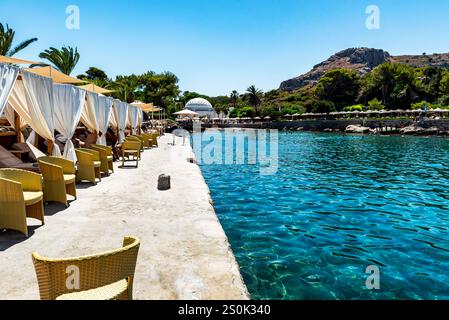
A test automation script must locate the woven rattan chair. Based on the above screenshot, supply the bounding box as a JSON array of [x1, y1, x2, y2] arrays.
[[0, 169, 45, 236], [90, 145, 114, 176], [75, 149, 101, 184], [38, 157, 77, 207], [32, 236, 140, 300], [120, 140, 141, 168], [133, 135, 151, 149], [126, 136, 143, 154], [142, 133, 158, 148]]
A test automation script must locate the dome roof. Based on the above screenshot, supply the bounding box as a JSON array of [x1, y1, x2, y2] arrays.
[[185, 98, 214, 112]]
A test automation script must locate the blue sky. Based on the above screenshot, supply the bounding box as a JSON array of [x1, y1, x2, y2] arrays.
[[1, 0, 449, 96]]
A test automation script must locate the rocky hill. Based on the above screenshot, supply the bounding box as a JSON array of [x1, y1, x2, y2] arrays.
[[279, 47, 449, 91]]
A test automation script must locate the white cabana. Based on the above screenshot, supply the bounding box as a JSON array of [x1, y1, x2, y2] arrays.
[[96, 96, 113, 145], [0, 63, 20, 117], [128, 105, 140, 135], [81, 92, 100, 135], [113, 100, 129, 143], [8, 71, 61, 156], [53, 84, 86, 161]]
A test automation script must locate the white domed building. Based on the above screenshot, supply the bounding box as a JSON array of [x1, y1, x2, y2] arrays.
[[185, 98, 217, 119]]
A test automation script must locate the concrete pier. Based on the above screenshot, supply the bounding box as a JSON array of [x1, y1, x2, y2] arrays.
[[0, 134, 249, 300]]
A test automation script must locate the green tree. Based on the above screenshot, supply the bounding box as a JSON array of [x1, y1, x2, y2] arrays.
[[315, 69, 360, 111], [230, 90, 239, 109], [0, 23, 37, 56], [111, 74, 139, 103], [359, 63, 417, 109], [39, 46, 80, 75], [415, 66, 444, 102], [312, 100, 335, 114], [78, 67, 109, 82], [136, 71, 180, 108], [246, 85, 263, 114]]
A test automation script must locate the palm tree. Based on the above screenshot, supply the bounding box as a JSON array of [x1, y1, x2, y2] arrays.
[[0, 23, 37, 56], [230, 90, 239, 109], [246, 85, 263, 114], [38, 46, 80, 75]]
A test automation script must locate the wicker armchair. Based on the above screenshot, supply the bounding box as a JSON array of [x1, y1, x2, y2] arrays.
[[32, 236, 140, 300], [133, 135, 151, 149], [90, 145, 114, 176], [38, 157, 77, 207], [142, 133, 158, 148], [75, 149, 102, 184], [0, 169, 45, 236], [126, 136, 143, 154], [120, 140, 141, 168]]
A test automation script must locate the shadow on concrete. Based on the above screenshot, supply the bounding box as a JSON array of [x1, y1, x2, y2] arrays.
[[0, 225, 42, 251]]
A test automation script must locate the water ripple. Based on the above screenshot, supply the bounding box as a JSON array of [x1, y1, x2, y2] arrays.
[[198, 132, 449, 300]]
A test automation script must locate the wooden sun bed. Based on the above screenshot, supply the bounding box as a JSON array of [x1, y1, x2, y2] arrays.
[[0, 145, 40, 173]]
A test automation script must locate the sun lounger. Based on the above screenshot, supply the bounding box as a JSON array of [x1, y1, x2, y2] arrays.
[[32, 236, 140, 300], [0, 169, 45, 236], [0, 145, 40, 173]]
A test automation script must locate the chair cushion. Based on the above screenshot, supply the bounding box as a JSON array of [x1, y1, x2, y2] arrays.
[[93, 161, 101, 167], [63, 174, 76, 184], [107, 156, 113, 161], [56, 279, 128, 300], [23, 191, 43, 206]]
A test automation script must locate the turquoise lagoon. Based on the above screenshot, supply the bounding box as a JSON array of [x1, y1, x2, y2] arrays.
[[195, 130, 449, 300]]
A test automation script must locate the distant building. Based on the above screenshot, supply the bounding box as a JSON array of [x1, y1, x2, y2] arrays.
[[185, 98, 217, 119]]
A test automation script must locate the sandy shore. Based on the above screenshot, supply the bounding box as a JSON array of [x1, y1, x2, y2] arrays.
[[0, 134, 249, 300]]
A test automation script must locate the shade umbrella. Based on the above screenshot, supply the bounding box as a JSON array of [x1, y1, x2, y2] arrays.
[[0, 54, 37, 65], [173, 109, 199, 117], [131, 101, 161, 113], [79, 83, 115, 94], [23, 66, 85, 84]]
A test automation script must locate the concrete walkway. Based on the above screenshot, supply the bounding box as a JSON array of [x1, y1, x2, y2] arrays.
[[0, 134, 249, 300]]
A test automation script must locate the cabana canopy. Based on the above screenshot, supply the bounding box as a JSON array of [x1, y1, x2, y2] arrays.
[[79, 83, 115, 94], [23, 66, 85, 84], [131, 101, 161, 113], [0, 55, 37, 65]]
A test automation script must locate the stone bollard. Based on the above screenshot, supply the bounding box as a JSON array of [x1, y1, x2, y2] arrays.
[[158, 174, 171, 191]]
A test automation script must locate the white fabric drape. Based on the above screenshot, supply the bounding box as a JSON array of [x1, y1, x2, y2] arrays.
[[109, 108, 118, 129], [113, 100, 128, 143], [8, 72, 61, 156], [53, 84, 86, 161], [128, 105, 140, 135], [137, 108, 143, 132], [4, 103, 26, 130], [80, 92, 99, 134], [95, 96, 113, 145], [0, 63, 20, 117]]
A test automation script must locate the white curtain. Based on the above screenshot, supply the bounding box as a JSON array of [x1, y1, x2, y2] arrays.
[[128, 105, 140, 135], [53, 84, 86, 161], [109, 108, 118, 129], [137, 108, 143, 131], [95, 96, 113, 145], [80, 92, 99, 134], [113, 100, 128, 143], [4, 103, 26, 130], [8, 72, 61, 156], [0, 63, 20, 117]]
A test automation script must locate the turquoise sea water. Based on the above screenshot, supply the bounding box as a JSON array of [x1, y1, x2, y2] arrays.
[[195, 130, 449, 300]]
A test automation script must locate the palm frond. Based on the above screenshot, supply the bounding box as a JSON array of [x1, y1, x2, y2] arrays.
[[8, 37, 38, 56]]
